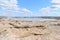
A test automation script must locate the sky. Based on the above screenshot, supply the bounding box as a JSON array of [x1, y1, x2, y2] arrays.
[[0, 0, 60, 17]]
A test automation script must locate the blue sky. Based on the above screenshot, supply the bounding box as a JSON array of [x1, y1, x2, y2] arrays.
[[18, 0, 51, 13], [0, 0, 60, 17]]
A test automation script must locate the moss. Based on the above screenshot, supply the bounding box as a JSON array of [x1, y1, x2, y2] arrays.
[[14, 26, 20, 29], [9, 23, 13, 25], [35, 25, 44, 27], [23, 26, 30, 28], [33, 34, 43, 35]]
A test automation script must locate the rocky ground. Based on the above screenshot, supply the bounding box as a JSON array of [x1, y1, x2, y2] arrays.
[[0, 18, 60, 40]]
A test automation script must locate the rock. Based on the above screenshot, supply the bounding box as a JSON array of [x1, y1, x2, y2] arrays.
[[30, 28, 50, 35], [0, 18, 60, 40]]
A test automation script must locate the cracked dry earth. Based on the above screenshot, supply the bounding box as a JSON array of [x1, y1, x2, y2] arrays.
[[0, 18, 60, 40]]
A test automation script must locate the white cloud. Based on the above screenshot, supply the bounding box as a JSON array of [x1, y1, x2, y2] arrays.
[[39, 0, 60, 16], [39, 7, 51, 16], [52, 0, 60, 3], [21, 8, 33, 13], [40, 7, 51, 13], [0, 0, 19, 10], [52, 0, 60, 8], [0, 0, 33, 16]]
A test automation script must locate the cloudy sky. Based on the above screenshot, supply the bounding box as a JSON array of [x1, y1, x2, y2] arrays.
[[0, 0, 60, 17]]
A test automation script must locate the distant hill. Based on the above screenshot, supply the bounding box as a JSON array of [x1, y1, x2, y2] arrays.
[[0, 16, 60, 19], [12, 16, 60, 19], [41, 16, 60, 19]]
